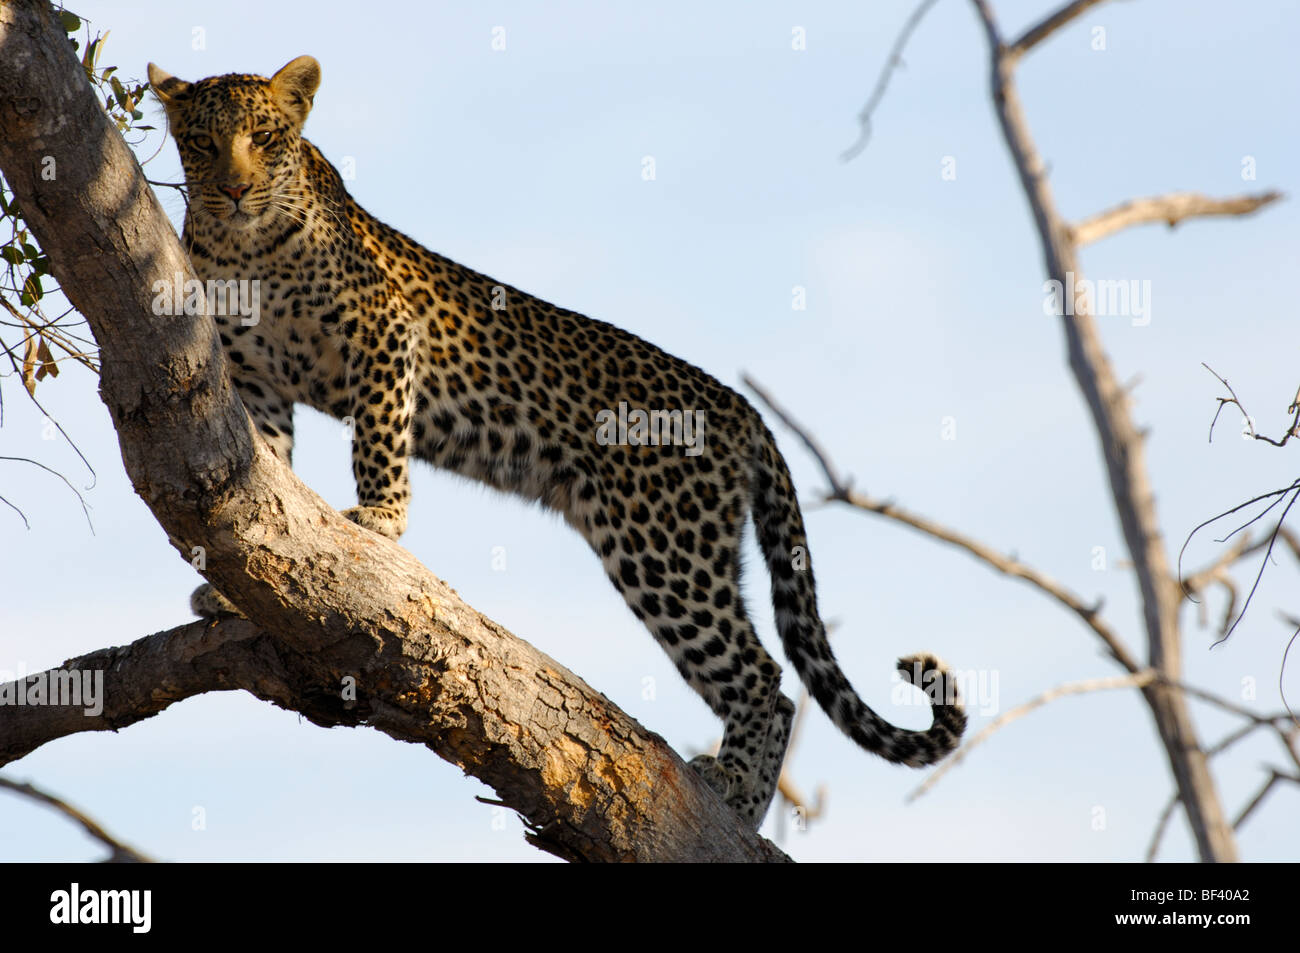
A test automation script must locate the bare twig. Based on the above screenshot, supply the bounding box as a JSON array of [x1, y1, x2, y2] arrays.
[[907, 671, 1157, 802], [0, 776, 152, 862], [1203, 363, 1300, 447], [841, 0, 943, 162], [1148, 714, 1297, 860], [0, 455, 93, 530], [1006, 0, 1112, 63], [776, 774, 826, 827], [1145, 794, 1179, 863], [744, 373, 1142, 675], [1071, 191, 1283, 246], [1233, 770, 1300, 831], [968, 0, 1260, 861], [1182, 527, 1300, 600]]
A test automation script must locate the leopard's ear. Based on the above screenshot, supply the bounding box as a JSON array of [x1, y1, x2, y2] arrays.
[[270, 55, 320, 125], [146, 63, 192, 109]]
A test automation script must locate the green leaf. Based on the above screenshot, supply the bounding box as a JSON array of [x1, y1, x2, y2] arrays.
[[22, 242, 39, 260], [59, 10, 81, 33], [23, 273, 43, 302], [131, 109, 143, 121], [32, 255, 50, 275], [110, 75, 126, 108], [1, 246, 24, 266]]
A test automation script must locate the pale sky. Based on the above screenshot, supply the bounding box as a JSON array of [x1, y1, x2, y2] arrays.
[[2, 0, 1298, 862]]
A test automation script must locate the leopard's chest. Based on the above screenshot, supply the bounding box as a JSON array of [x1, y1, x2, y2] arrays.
[[190, 229, 354, 415]]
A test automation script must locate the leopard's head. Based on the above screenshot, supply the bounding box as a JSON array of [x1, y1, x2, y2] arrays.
[[147, 56, 321, 231]]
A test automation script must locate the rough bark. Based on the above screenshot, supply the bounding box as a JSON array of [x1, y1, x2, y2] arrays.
[[969, 0, 1238, 861], [0, 0, 789, 863]]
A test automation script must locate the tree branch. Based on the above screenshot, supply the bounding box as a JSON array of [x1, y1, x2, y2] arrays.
[[841, 0, 943, 162], [0, 0, 788, 863], [0, 776, 153, 862], [744, 373, 1142, 675], [1203, 362, 1300, 448], [0, 618, 791, 862], [1232, 770, 1300, 831], [1070, 191, 1283, 247], [1006, 0, 1112, 63], [969, 0, 1247, 862], [906, 670, 1156, 801]]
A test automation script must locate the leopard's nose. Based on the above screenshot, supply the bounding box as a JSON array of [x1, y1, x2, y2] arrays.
[[220, 182, 251, 202]]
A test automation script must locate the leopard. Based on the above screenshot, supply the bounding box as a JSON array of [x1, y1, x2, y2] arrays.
[[146, 55, 966, 828]]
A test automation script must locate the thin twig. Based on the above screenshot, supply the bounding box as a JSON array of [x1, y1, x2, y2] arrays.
[[1203, 362, 1300, 447], [744, 373, 1141, 674], [0, 455, 93, 530], [840, 0, 943, 162], [907, 671, 1157, 802], [1145, 794, 1179, 862], [0, 776, 153, 862], [1232, 770, 1299, 831]]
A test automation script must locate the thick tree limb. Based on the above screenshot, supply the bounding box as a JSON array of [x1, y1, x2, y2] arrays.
[[0, 618, 789, 861], [969, 0, 1242, 862], [1071, 191, 1283, 247], [0, 0, 787, 863]]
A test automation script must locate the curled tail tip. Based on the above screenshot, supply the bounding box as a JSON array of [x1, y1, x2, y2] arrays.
[[895, 652, 967, 762], [896, 652, 962, 704]]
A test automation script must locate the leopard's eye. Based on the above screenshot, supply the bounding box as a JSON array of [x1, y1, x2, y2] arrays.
[[251, 130, 273, 147], [192, 133, 214, 151]]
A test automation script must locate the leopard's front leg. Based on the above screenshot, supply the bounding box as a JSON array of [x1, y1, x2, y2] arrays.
[[340, 300, 415, 541]]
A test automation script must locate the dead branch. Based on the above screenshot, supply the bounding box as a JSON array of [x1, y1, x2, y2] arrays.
[[1145, 795, 1180, 862], [1204, 363, 1300, 448], [0, 0, 788, 864], [0, 776, 153, 862], [1070, 191, 1282, 247], [969, 0, 1248, 861], [907, 671, 1156, 802], [840, 0, 943, 162], [744, 373, 1141, 675], [1181, 528, 1300, 600], [1005, 0, 1111, 62], [1233, 770, 1300, 831]]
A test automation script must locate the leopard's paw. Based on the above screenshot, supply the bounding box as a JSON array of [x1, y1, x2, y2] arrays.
[[191, 583, 243, 618], [687, 753, 737, 801], [341, 504, 406, 540]]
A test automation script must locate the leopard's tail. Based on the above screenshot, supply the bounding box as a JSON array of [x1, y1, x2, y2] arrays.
[[750, 420, 966, 766]]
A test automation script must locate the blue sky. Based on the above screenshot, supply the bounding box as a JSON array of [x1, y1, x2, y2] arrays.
[[2, 0, 1298, 862]]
